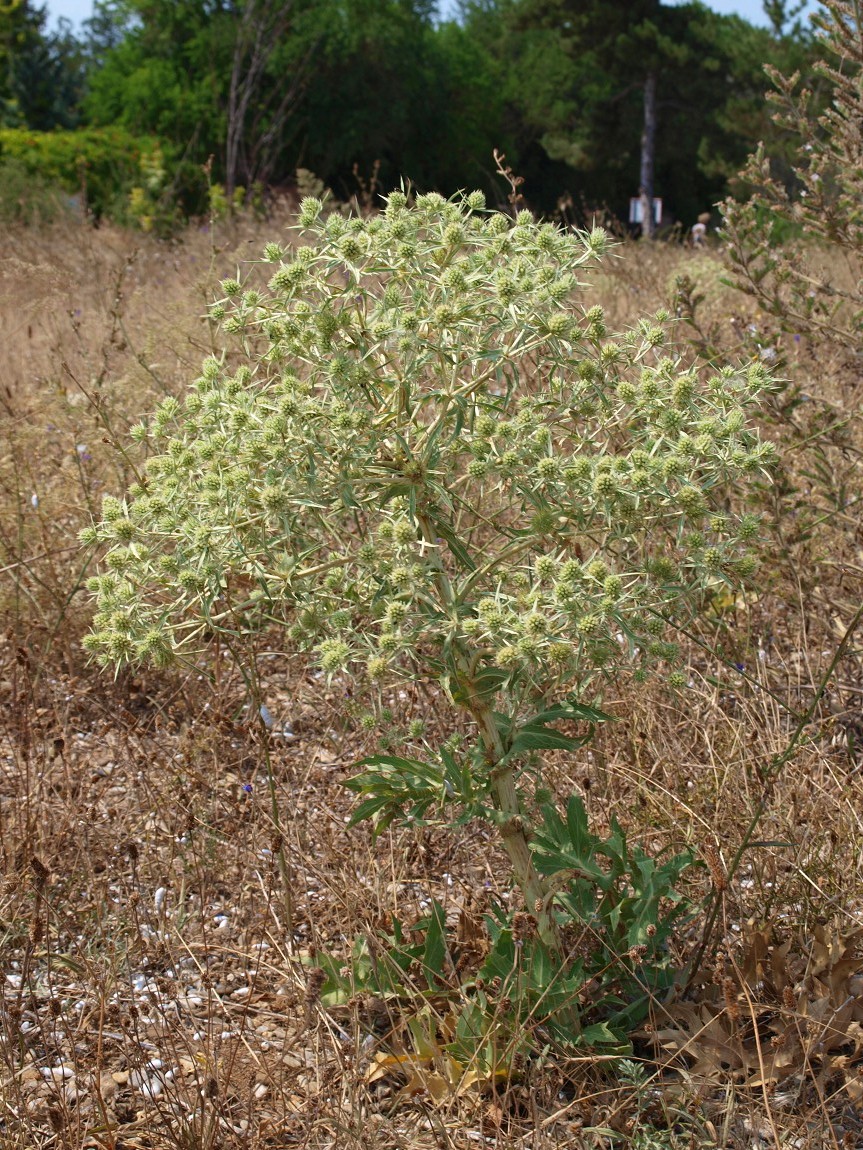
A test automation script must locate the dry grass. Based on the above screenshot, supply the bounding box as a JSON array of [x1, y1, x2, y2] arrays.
[[2, 211, 862, 1149]]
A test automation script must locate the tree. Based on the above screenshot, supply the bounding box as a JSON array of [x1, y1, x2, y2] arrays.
[[296, 0, 500, 198], [82, 0, 493, 208], [763, 0, 808, 37], [84, 1, 227, 149], [463, 0, 818, 228], [0, 1, 85, 128], [82, 0, 136, 65], [75, 0, 819, 222], [85, 1, 316, 192], [225, 0, 307, 195], [491, 0, 671, 234]]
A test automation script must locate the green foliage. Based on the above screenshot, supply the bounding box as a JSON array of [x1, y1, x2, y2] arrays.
[[0, 2, 85, 130], [82, 0, 239, 212], [81, 0, 502, 207], [464, 0, 817, 220], [531, 795, 691, 1027], [319, 797, 692, 1062], [317, 901, 451, 1002], [125, 143, 180, 234], [298, 1, 504, 197], [0, 126, 165, 219], [345, 699, 610, 833], [0, 0, 824, 225]]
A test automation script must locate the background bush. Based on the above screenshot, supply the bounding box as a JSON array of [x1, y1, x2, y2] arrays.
[[0, 126, 167, 221]]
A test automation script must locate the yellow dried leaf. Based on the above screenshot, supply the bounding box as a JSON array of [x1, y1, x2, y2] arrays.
[[457, 1066, 513, 1095], [365, 1051, 431, 1085], [397, 1069, 452, 1103]]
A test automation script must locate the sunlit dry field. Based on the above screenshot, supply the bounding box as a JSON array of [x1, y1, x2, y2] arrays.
[[2, 206, 862, 1149]]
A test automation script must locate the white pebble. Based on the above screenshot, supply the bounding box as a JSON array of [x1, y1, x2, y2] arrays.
[[40, 1066, 74, 1081]]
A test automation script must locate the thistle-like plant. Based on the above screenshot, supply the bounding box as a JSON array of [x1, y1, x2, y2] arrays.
[[82, 190, 773, 978]]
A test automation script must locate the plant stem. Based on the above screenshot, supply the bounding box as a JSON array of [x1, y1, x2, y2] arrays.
[[414, 512, 564, 958], [458, 669, 582, 1039], [465, 681, 559, 948]]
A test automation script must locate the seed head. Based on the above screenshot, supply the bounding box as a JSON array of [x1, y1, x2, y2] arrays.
[[702, 547, 723, 571], [544, 313, 571, 338], [617, 381, 637, 403], [547, 641, 571, 665], [338, 234, 363, 262], [392, 519, 416, 546], [676, 486, 704, 516], [592, 473, 616, 499], [536, 457, 560, 481], [534, 555, 556, 581], [576, 613, 600, 636], [317, 638, 351, 672], [494, 644, 520, 667], [298, 197, 323, 226]]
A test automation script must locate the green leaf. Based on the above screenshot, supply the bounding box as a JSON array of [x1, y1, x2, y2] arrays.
[[421, 901, 448, 989], [377, 482, 414, 507], [344, 753, 437, 790], [508, 723, 583, 756], [431, 518, 476, 572], [532, 797, 611, 884], [530, 700, 615, 725], [577, 1022, 630, 1051], [472, 665, 509, 700], [346, 794, 395, 827], [503, 698, 614, 761]]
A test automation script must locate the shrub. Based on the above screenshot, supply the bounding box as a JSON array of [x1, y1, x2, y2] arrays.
[[0, 127, 167, 221], [722, 0, 863, 354], [82, 190, 774, 1041], [719, 1, 863, 581]]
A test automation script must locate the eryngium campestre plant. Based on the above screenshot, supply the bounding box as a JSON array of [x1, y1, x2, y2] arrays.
[[82, 189, 774, 953]]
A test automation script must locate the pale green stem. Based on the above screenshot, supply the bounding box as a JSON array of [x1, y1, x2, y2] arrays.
[[461, 672, 562, 953], [414, 511, 564, 958]]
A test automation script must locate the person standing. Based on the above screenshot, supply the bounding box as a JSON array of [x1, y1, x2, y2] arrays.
[[691, 212, 710, 247]]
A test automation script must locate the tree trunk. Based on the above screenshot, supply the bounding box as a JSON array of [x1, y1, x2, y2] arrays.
[[639, 69, 658, 239], [225, 0, 311, 198]]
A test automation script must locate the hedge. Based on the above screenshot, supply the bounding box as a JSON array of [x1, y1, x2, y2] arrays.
[[0, 127, 166, 219]]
